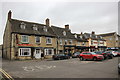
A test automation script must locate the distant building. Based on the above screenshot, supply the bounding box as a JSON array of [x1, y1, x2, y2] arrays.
[[80, 31, 107, 51], [98, 32, 120, 50]]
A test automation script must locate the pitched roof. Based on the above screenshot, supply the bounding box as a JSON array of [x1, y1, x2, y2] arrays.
[[73, 33, 88, 42], [98, 32, 116, 37], [82, 33, 105, 41], [51, 26, 75, 39], [9, 19, 56, 37]]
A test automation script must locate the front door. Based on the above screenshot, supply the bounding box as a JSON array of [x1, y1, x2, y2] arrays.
[[35, 49, 41, 59]]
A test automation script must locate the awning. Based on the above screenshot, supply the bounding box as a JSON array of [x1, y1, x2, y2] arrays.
[[64, 45, 76, 47], [98, 46, 107, 48], [76, 46, 89, 49]]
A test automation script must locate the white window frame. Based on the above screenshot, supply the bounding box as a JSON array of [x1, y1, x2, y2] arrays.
[[60, 39, 62, 45], [65, 40, 67, 45], [46, 37, 52, 44], [43, 26, 47, 32], [69, 40, 73, 44], [19, 48, 31, 56], [44, 49, 54, 55], [20, 22, 26, 29], [35, 36, 41, 43], [21, 35, 29, 43]]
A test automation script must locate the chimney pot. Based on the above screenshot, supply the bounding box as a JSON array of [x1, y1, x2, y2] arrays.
[[45, 18, 50, 26], [65, 24, 69, 29], [8, 10, 12, 20], [92, 31, 95, 34]]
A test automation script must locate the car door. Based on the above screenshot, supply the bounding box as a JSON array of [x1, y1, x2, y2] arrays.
[[87, 53, 93, 59], [82, 53, 87, 59]]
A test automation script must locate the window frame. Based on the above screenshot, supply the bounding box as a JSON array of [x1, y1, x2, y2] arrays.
[[21, 35, 29, 43], [59, 39, 63, 45], [19, 48, 31, 56], [46, 37, 52, 44], [35, 36, 41, 43]]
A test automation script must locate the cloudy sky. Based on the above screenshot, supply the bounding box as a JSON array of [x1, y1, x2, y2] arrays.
[[0, 0, 119, 45]]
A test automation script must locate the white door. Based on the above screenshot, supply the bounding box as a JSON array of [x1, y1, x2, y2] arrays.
[[35, 49, 41, 59]]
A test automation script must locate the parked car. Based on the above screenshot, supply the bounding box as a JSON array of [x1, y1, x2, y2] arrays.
[[118, 63, 120, 74], [72, 52, 81, 58], [114, 51, 120, 56], [103, 51, 113, 59], [94, 51, 108, 60], [79, 52, 104, 61], [111, 51, 118, 57], [52, 54, 70, 60]]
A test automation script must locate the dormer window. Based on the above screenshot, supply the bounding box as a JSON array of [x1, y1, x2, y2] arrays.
[[80, 35, 82, 39], [63, 31, 66, 36], [43, 26, 47, 32], [20, 22, 26, 29], [100, 36, 103, 39], [33, 24, 38, 30], [74, 34, 77, 38]]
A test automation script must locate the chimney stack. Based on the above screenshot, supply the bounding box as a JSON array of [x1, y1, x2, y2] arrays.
[[45, 18, 50, 26], [8, 10, 12, 20], [92, 31, 95, 34], [81, 32, 83, 34], [65, 24, 69, 29]]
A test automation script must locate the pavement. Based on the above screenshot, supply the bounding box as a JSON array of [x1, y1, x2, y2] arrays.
[[1, 57, 119, 78]]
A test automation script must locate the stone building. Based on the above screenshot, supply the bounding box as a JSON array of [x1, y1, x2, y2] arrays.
[[98, 32, 120, 50]]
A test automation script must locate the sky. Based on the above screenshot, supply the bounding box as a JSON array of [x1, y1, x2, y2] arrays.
[[0, 0, 119, 45]]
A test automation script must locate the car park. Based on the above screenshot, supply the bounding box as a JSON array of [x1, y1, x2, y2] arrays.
[[52, 54, 70, 60], [79, 52, 104, 61], [103, 51, 113, 59], [118, 63, 120, 74], [94, 51, 108, 60], [72, 52, 81, 58]]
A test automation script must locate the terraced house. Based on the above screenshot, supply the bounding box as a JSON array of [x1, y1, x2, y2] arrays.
[[98, 32, 120, 50], [3, 11, 57, 60], [80, 32, 107, 51], [51, 25, 76, 55]]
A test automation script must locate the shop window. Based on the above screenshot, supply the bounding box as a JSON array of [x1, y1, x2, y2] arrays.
[[19, 48, 31, 56], [44, 49, 54, 55]]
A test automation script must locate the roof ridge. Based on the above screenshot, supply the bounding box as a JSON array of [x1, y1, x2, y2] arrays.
[[11, 18, 46, 26]]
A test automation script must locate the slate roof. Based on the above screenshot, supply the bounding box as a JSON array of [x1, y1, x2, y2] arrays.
[[73, 33, 88, 42], [82, 33, 106, 41], [51, 26, 75, 39], [98, 32, 116, 37], [9, 19, 56, 37]]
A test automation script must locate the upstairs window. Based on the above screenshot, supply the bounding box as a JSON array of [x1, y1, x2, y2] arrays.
[[63, 31, 66, 36], [82, 42, 85, 45], [21, 35, 29, 43], [20, 22, 26, 29], [60, 39, 62, 45], [69, 40, 72, 44], [65, 40, 67, 45], [46, 37, 52, 44], [43, 26, 47, 32], [33, 24, 38, 30], [35, 36, 40, 43]]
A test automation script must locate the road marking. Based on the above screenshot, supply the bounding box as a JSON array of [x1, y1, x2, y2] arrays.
[[22, 65, 56, 72], [0, 68, 14, 80]]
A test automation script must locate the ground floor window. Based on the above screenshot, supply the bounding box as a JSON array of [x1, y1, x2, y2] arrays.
[[19, 48, 31, 56], [44, 48, 54, 55]]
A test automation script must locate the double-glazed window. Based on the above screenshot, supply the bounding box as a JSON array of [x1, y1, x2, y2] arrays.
[[35, 36, 40, 43], [19, 48, 31, 56], [46, 37, 52, 44], [21, 35, 29, 43]]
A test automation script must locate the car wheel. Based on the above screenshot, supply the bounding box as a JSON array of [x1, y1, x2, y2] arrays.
[[79, 57, 84, 61], [93, 57, 97, 61]]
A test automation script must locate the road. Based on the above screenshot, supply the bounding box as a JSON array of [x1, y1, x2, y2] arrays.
[[2, 57, 119, 78]]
